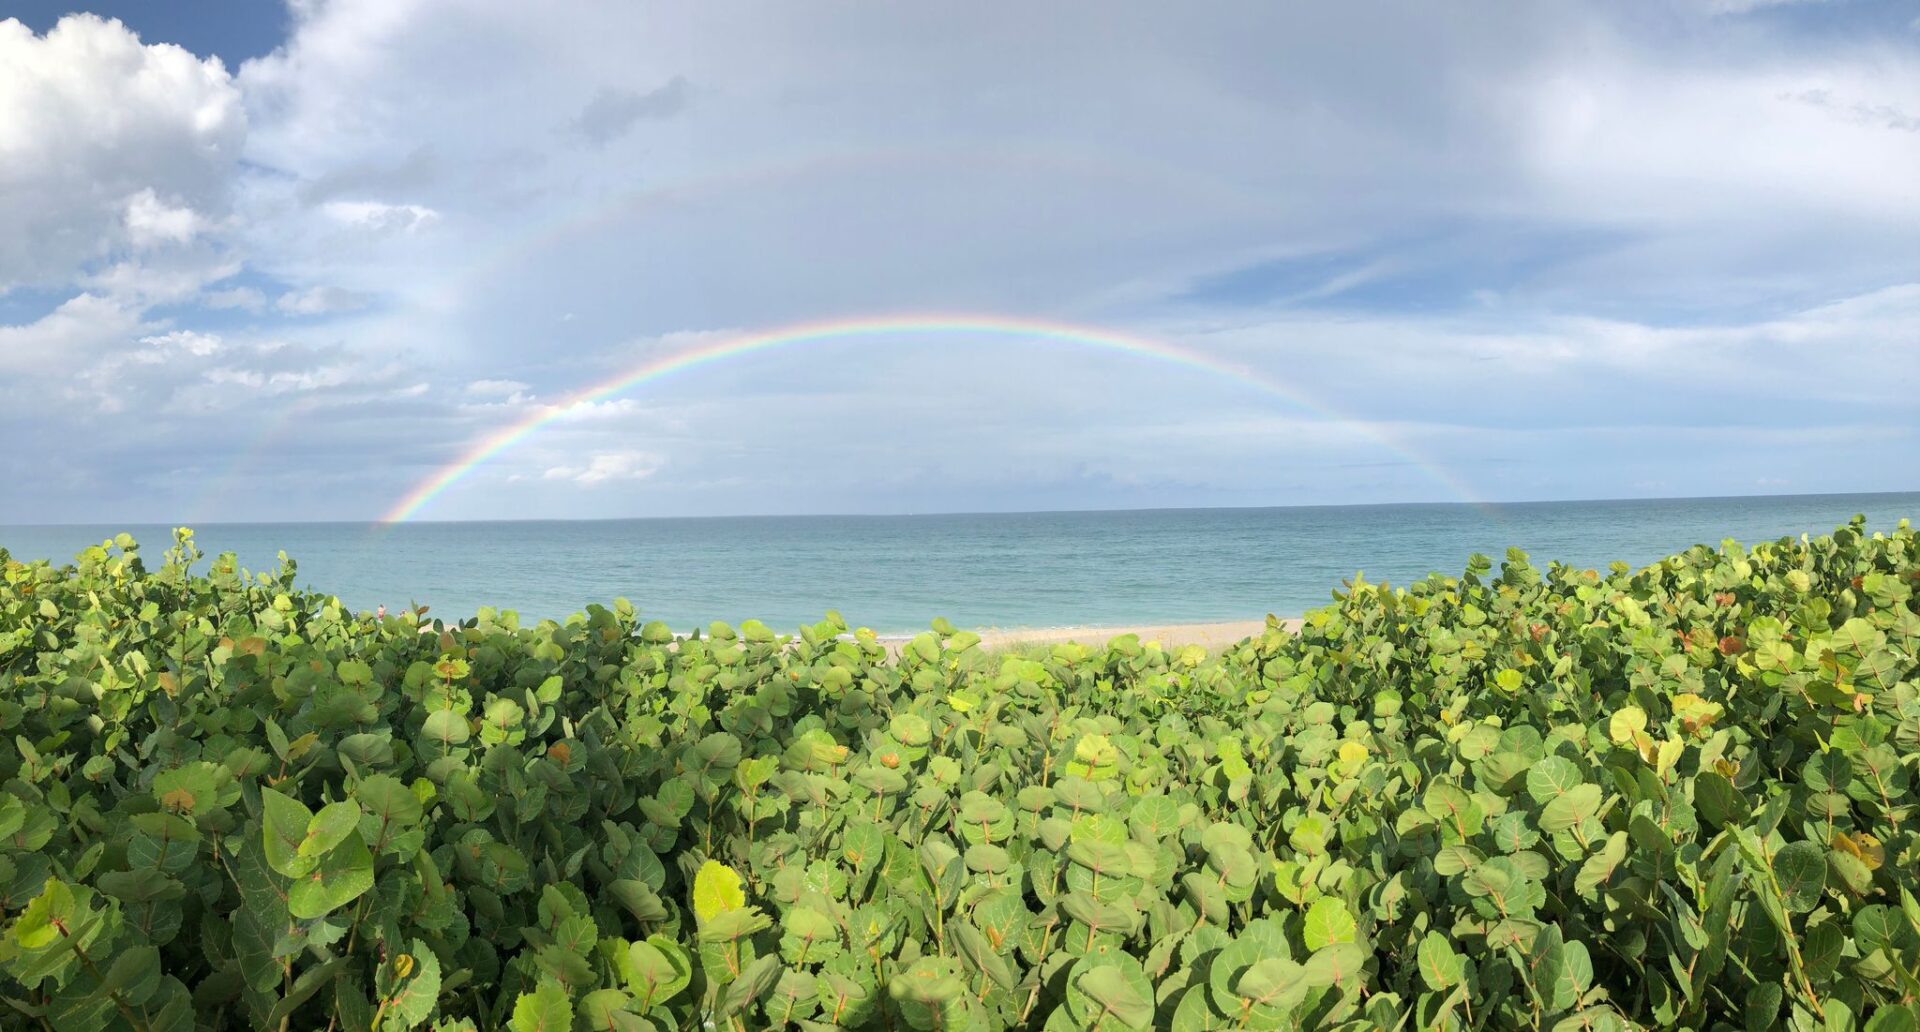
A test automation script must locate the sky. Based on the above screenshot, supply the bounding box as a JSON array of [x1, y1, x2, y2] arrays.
[[1, 0, 1916, 524]]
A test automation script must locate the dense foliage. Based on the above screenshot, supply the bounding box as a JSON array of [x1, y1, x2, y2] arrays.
[[1, 518, 1918, 1031]]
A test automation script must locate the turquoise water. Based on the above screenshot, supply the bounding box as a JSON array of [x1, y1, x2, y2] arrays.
[[3, 493, 1914, 634]]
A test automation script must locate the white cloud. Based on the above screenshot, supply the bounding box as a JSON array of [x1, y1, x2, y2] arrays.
[[321, 199, 440, 234], [167, 350, 421, 410], [541, 450, 662, 484], [552, 399, 645, 421], [203, 364, 363, 393], [1516, 54, 1920, 226], [276, 285, 371, 314], [139, 329, 223, 358], [0, 15, 244, 290], [0, 293, 144, 375], [124, 189, 208, 247], [1181, 281, 1920, 416], [466, 378, 531, 397], [633, 328, 739, 353], [82, 251, 242, 305]]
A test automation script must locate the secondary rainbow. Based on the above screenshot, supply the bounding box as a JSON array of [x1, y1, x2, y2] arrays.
[[380, 314, 1486, 523], [453, 144, 1277, 302]]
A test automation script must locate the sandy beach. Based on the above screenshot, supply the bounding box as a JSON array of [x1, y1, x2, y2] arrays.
[[631, 618, 1299, 654], [965, 618, 1298, 652]]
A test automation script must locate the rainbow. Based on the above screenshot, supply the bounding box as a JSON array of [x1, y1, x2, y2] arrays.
[[380, 314, 1486, 523]]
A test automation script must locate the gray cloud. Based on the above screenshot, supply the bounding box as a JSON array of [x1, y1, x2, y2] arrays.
[[1781, 88, 1920, 133], [297, 145, 439, 204], [570, 76, 691, 146], [1703, 0, 1828, 13]]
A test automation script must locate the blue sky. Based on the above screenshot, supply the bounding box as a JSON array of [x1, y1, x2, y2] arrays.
[[0, 1, 1915, 523], [5, 0, 287, 64]]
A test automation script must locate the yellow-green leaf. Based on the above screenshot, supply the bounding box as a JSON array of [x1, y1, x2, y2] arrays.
[[691, 860, 744, 925], [1607, 706, 1646, 745]]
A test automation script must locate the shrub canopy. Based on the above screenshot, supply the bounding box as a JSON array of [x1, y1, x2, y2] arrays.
[[1, 519, 1917, 1030]]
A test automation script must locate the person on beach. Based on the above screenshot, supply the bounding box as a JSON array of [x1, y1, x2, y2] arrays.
[[376, 604, 386, 619]]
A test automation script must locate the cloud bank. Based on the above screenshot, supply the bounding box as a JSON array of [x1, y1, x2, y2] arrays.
[[1, 2, 1915, 523]]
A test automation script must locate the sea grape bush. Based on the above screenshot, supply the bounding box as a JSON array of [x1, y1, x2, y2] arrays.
[[0, 518, 1917, 1030]]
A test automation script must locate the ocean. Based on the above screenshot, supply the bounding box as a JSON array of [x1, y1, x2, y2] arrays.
[[3, 493, 1915, 635]]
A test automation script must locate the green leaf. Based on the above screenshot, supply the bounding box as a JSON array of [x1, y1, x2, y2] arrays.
[[376, 939, 441, 1029], [1802, 919, 1845, 982], [509, 981, 573, 1032], [1077, 963, 1158, 1028], [1548, 939, 1592, 1014], [1303, 897, 1357, 951], [1417, 932, 1463, 989], [286, 829, 374, 919], [100, 944, 162, 1005], [695, 907, 770, 943], [608, 881, 668, 924], [1538, 784, 1603, 833], [778, 906, 842, 965], [625, 936, 692, 1010], [952, 922, 1017, 991], [1575, 832, 1630, 894], [575, 990, 642, 1032], [1298, 942, 1367, 990], [301, 800, 362, 860], [721, 954, 781, 1017], [1693, 771, 1749, 828], [9, 878, 72, 950], [689, 733, 743, 778], [419, 709, 470, 748], [890, 956, 965, 1005], [229, 839, 291, 995], [1854, 905, 1904, 955], [1772, 840, 1828, 913], [266, 958, 346, 1028], [261, 786, 317, 878], [47, 978, 117, 1032], [1526, 757, 1583, 805], [1745, 982, 1782, 1032], [1865, 1005, 1920, 1032]]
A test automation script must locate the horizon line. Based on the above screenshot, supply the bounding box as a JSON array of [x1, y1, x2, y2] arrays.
[[5, 487, 1915, 531]]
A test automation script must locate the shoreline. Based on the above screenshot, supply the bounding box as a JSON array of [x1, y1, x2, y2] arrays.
[[879, 618, 1299, 653]]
